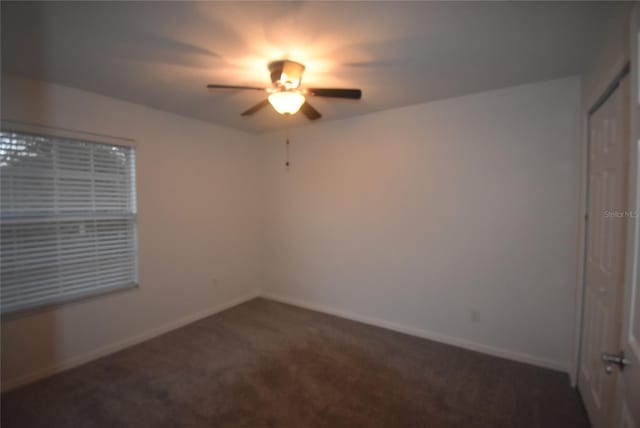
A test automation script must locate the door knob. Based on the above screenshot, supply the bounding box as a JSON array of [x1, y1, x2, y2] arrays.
[[602, 351, 630, 374]]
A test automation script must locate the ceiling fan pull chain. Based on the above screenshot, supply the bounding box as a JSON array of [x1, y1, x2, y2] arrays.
[[285, 128, 290, 169]]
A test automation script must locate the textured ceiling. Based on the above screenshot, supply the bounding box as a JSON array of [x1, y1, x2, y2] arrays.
[[1, 1, 627, 133]]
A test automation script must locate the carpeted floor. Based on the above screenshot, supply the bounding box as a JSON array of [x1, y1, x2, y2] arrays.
[[2, 298, 589, 428]]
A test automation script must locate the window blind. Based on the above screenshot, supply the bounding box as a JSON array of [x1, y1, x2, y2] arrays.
[[0, 130, 138, 314]]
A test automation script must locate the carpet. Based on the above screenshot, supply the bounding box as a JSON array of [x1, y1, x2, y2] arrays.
[[1, 298, 589, 427]]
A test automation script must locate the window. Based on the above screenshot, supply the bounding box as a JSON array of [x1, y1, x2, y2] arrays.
[[0, 130, 138, 314]]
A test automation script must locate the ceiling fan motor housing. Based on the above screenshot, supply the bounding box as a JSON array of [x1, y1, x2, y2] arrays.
[[269, 60, 306, 89]]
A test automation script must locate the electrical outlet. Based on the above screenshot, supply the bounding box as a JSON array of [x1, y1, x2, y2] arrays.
[[470, 309, 480, 323], [211, 278, 218, 289]]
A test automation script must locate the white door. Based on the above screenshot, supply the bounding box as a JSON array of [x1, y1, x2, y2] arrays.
[[578, 73, 630, 427], [612, 5, 640, 428]]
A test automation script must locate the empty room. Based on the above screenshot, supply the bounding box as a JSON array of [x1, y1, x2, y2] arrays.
[[1, 1, 639, 427]]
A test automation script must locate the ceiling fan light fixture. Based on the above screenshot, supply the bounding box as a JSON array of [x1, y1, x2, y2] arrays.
[[268, 91, 305, 115], [208, 59, 360, 121]]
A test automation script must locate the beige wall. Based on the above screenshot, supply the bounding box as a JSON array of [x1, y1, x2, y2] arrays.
[[0, 74, 263, 389], [260, 76, 582, 370]]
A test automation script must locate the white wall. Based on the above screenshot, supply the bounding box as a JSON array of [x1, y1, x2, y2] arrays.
[[1, 73, 583, 390], [261, 76, 582, 370], [0, 74, 262, 390], [581, 4, 632, 110]]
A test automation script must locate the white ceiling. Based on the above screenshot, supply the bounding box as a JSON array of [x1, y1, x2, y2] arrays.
[[1, 1, 627, 133]]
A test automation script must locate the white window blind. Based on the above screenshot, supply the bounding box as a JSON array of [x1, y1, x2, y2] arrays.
[[0, 130, 138, 314]]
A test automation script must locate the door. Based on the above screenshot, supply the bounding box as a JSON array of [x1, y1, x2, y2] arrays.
[[612, 5, 640, 428], [578, 74, 630, 427]]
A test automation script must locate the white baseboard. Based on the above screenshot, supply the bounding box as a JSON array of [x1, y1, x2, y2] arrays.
[[260, 292, 569, 373], [2, 290, 568, 392], [1, 292, 260, 392]]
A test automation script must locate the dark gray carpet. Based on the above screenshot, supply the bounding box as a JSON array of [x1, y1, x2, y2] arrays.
[[2, 298, 589, 428]]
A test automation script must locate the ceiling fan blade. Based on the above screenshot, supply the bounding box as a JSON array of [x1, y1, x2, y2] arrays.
[[241, 99, 270, 116], [300, 102, 322, 120], [305, 88, 362, 99], [207, 84, 266, 92]]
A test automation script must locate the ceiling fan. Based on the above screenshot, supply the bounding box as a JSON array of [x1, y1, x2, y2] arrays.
[[207, 60, 362, 120]]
